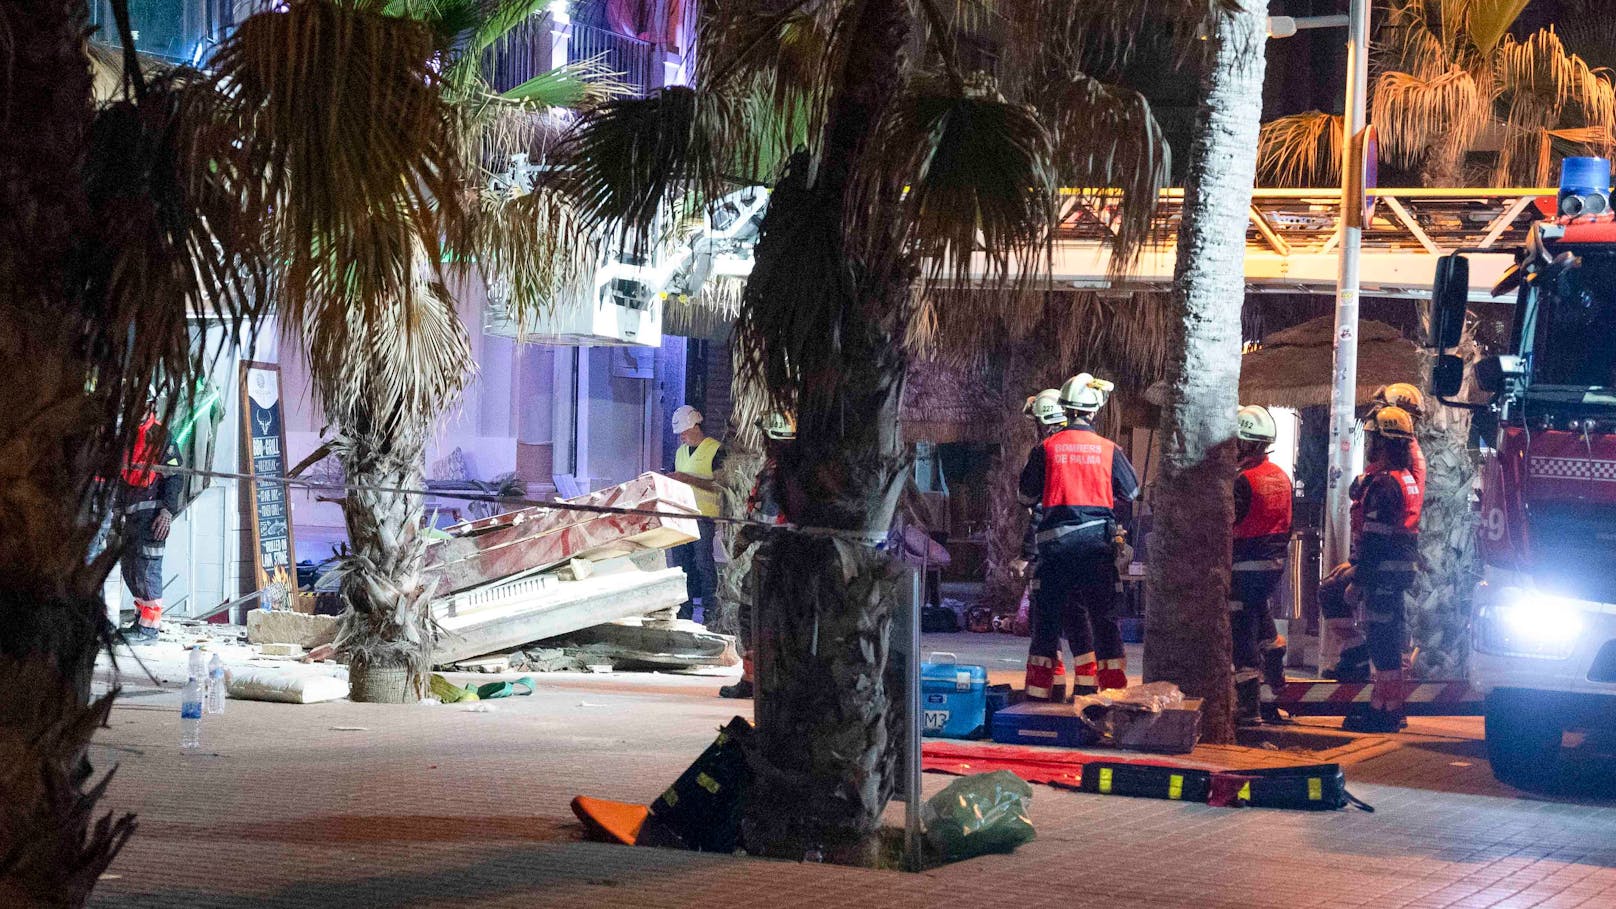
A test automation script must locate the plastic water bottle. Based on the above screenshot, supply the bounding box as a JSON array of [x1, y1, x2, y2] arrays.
[[181, 648, 206, 750], [205, 654, 227, 715]]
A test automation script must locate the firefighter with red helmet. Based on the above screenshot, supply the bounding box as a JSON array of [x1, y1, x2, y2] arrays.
[[1018, 374, 1138, 699], [1341, 405, 1422, 732], [117, 402, 184, 645], [1230, 405, 1294, 726]]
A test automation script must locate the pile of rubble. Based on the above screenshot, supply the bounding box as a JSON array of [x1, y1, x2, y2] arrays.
[[243, 473, 740, 674]]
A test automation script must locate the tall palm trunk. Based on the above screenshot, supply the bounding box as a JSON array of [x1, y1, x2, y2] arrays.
[[333, 415, 435, 703], [1144, 2, 1269, 744], [743, 0, 911, 866], [1, 3, 138, 902], [1412, 313, 1480, 677]]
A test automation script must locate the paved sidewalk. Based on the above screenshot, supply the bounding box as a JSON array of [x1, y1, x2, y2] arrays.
[[86, 642, 1616, 909]]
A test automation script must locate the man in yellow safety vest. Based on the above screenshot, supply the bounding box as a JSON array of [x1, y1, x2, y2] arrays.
[[669, 405, 725, 622]]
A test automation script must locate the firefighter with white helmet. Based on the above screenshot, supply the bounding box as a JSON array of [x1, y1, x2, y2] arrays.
[[1019, 373, 1138, 698], [1013, 389, 1070, 697], [1230, 405, 1294, 725]]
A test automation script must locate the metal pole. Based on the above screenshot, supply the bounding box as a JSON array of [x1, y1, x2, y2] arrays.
[[904, 566, 923, 872], [1322, 0, 1371, 669]]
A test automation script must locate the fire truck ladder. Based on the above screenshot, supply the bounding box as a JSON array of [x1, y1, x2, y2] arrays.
[[1046, 187, 1551, 301]]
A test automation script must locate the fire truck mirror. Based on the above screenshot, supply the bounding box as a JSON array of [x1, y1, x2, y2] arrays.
[[1433, 354, 1464, 398], [1430, 254, 1468, 350]]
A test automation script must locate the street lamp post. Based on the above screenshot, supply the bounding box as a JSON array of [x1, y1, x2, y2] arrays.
[[1321, 0, 1372, 668]]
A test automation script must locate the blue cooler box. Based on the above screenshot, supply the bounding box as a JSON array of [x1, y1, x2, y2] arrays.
[[992, 701, 1100, 748], [920, 652, 988, 738]]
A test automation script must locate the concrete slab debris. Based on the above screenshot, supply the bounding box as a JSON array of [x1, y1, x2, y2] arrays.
[[248, 610, 340, 648], [424, 473, 700, 596], [430, 567, 690, 665]]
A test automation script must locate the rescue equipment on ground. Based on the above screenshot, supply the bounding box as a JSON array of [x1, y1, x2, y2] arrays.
[[921, 652, 989, 739]]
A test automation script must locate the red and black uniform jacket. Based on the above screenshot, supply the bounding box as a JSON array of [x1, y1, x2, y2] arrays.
[[1017, 421, 1139, 541], [118, 415, 184, 514], [1353, 467, 1421, 590], [1232, 456, 1293, 568]]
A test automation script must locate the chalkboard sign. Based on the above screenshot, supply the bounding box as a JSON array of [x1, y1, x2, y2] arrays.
[[241, 362, 296, 593]]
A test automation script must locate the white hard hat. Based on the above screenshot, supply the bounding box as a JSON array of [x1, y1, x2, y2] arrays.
[[1236, 405, 1277, 443], [1058, 373, 1112, 414], [1030, 391, 1066, 426], [671, 405, 704, 433]]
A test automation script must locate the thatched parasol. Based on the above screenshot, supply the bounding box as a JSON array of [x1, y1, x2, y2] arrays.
[[1239, 314, 1422, 409]]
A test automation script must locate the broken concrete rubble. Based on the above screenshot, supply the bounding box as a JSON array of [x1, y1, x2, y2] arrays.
[[247, 610, 340, 648], [423, 474, 713, 668], [430, 566, 691, 665], [424, 472, 700, 596]]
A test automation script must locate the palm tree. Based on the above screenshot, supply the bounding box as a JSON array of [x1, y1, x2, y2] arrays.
[[292, 1, 618, 702], [1255, 1, 1616, 678], [1, 1, 486, 899], [1141, 0, 1270, 747], [1258, 1, 1616, 188], [557, 0, 1235, 862]]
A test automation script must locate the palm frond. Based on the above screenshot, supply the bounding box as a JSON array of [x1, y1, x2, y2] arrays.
[[81, 70, 272, 480], [1467, 0, 1531, 55], [1371, 67, 1486, 169], [210, 0, 469, 323], [733, 151, 852, 412], [474, 185, 602, 323], [304, 231, 474, 436], [1043, 74, 1170, 269], [556, 85, 749, 245], [1257, 111, 1343, 187], [880, 74, 1054, 290]]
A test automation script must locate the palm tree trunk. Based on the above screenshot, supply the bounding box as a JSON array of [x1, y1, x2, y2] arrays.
[[333, 416, 434, 703], [1144, 2, 1269, 745], [1419, 143, 1464, 189], [1411, 311, 1480, 677], [742, 0, 911, 867], [1, 3, 138, 903]]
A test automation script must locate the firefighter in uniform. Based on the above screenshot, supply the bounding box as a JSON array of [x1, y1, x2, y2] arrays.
[[117, 404, 184, 645], [1019, 374, 1138, 699], [719, 412, 795, 700], [1321, 385, 1428, 681], [1012, 390, 1070, 698], [1229, 406, 1294, 726], [1347, 406, 1422, 731], [1375, 383, 1427, 494]]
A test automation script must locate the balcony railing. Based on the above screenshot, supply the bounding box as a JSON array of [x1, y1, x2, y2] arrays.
[[567, 22, 655, 97]]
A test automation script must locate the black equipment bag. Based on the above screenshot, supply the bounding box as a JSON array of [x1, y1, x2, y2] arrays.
[[648, 716, 755, 851], [1078, 761, 1213, 803], [1219, 763, 1375, 812]]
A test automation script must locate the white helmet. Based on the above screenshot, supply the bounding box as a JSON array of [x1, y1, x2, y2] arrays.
[[1030, 391, 1066, 426], [1058, 373, 1113, 414], [1236, 405, 1277, 444], [761, 411, 796, 440], [671, 405, 703, 433]]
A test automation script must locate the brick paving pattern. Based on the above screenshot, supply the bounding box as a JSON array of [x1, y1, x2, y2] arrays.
[[87, 641, 1616, 909]]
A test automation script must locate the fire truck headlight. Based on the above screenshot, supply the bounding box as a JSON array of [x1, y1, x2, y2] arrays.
[[1475, 588, 1583, 660]]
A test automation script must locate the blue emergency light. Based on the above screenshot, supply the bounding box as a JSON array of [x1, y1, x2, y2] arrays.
[[1558, 156, 1611, 216]]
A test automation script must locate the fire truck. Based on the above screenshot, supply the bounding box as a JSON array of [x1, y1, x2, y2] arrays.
[[1430, 157, 1616, 785]]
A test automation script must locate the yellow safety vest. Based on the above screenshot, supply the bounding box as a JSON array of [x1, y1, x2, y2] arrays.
[[676, 437, 722, 517]]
